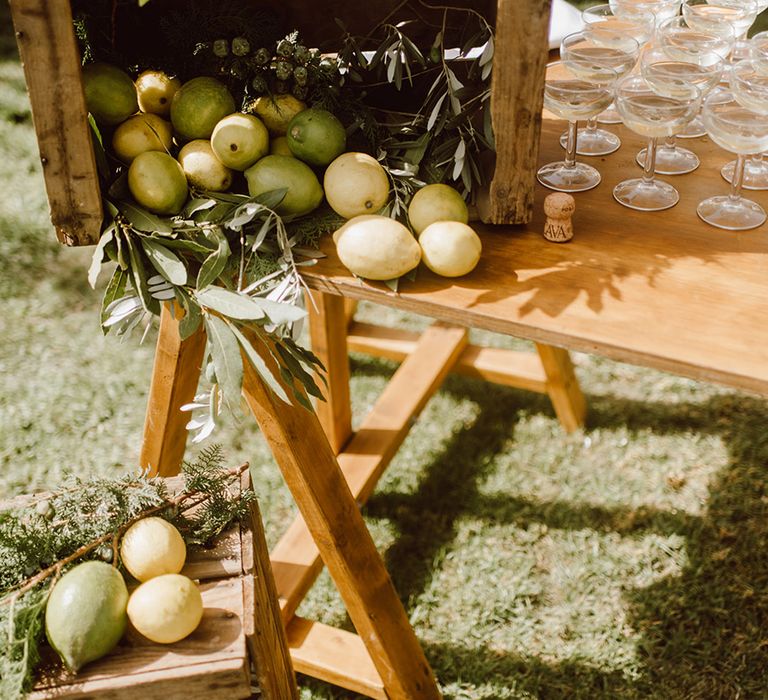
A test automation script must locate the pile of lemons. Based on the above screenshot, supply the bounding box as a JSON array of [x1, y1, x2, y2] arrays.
[[45, 517, 203, 672]]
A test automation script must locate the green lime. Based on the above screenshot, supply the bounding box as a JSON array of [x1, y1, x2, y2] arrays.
[[286, 108, 346, 167], [245, 155, 323, 217], [82, 63, 138, 126], [170, 77, 236, 141]]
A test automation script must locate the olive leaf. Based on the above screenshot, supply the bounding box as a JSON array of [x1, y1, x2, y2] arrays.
[[196, 227, 231, 289], [141, 238, 188, 285], [195, 287, 267, 320], [226, 321, 291, 404], [204, 315, 244, 410], [119, 201, 173, 234], [88, 226, 115, 289]]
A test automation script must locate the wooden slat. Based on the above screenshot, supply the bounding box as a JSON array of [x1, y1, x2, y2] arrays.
[[347, 321, 548, 393], [183, 527, 242, 581], [9, 0, 102, 246], [302, 118, 768, 397], [140, 305, 206, 476], [240, 484, 299, 700], [286, 617, 386, 700], [308, 293, 352, 454], [240, 335, 442, 699], [271, 323, 468, 622], [535, 342, 587, 432], [32, 579, 250, 699], [478, 0, 551, 224]]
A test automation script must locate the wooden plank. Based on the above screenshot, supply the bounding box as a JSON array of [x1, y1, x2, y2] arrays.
[[308, 293, 352, 454], [271, 323, 468, 622], [9, 0, 103, 246], [477, 0, 551, 224], [286, 617, 386, 700], [347, 321, 548, 393], [535, 342, 587, 432], [240, 474, 299, 700], [183, 527, 243, 581], [240, 335, 442, 699], [302, 118, 768, 397], [140, 304, 206, 477], [32, 578, 250, 699], [344, 298, 358, 326]]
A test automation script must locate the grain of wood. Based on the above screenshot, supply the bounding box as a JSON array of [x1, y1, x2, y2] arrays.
[[140, 304, 206, 476], [240, 334, 442, 699], [286, 616, 386, 699], [535, 342, 587, 432], [9, 0, 103, 246], [271, 323, 468, 622]]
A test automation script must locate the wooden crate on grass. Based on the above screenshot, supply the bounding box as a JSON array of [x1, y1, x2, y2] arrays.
[[9, 0, 552, 246], [4, 473, 297, 700]]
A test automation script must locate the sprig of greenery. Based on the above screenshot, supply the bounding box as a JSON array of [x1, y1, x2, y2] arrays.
[[0, 447, 253, 698]]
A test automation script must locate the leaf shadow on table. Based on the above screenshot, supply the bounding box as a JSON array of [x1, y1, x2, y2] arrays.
[[312, 361, 768, 699]]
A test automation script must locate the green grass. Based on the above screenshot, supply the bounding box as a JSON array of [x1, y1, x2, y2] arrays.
[[2, 5, 768, 698]]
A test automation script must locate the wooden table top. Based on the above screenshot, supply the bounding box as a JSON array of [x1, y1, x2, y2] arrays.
[[302, 118, 768, 396]]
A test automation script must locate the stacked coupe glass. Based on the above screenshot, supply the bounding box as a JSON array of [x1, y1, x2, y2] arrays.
[[537, 0, 768, 230]]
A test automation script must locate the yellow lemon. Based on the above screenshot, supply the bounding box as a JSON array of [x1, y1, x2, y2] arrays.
[[210, 113, 269, 171], [178, 140, 233, 192], [112, 113, 173, 164], [171, 77, 236, 141], [269, 136, 293, 156], [324, 152, 390, 219], [418, 221, 482, 277], [127, 574, 203, 644], [82, 62, 138, 126], [45, 561, 128, 671], [136, 70, 181, 117], [251, 94, 306, 135], [120, 516, 186, 582], [407, 183, 469, 235]]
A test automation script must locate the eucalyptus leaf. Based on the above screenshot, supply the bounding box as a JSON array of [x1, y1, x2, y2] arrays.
[[205, 315, 244, 409], [88, 226, 115, 289], [196, 287, 267, 321], [141, 238, 188, 285], [226, 322, 291, 404], [119, 201, 173, 234]]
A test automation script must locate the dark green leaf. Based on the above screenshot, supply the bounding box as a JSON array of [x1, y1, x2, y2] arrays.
[[184, 198, 217, 216], [205, 315, 244, 409], [141, 238, 188, 285], [252, 188, 288, 211], [178, 291, 203, 340], [88, 226, 115, 289], [88, 114, 110, 181], [227, 322, 291, 403], [100, 267, 128, 331], [274, 343, 325, 401], [152, 237, 213, 255], [126, 235, 160, 315], [119, 201, 173, 233], [196, 287, 266, 320], [108, 172, 130, 200], [196, 228, 231, 289]]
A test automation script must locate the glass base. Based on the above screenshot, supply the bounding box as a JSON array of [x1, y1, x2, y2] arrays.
[[697, 195, 766, 230], [676, 115, 706, 139], [720, 158, 768, 191], [613, 177, 679, 211], [537, 161, 601, 192], [597, 103, 622, 125], [635, 145, 700, 175], [560, 127, 621, 156]]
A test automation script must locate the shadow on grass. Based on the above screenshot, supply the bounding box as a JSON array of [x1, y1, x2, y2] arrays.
[[355, 355, 768, 699]]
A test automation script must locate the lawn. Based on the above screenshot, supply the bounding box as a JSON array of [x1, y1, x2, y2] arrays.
[[2, 4, 768, 698]]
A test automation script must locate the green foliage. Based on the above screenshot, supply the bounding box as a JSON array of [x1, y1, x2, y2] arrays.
[[0, 446, 254, 698]]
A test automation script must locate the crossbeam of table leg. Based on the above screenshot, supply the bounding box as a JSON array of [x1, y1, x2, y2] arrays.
[[241, 336, 443, 699], [271, 323, 469, 622]]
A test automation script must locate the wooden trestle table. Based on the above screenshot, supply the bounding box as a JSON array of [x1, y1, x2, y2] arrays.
[[140, 117, 768, 699]]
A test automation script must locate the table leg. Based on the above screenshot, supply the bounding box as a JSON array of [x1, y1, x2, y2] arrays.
[[307, 292, 352, 454], [241, 338, 442, 700], [140, 304, 206, 476], [535, 342, 587, 432]]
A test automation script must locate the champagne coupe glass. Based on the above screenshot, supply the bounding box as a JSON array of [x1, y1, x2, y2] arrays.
[[559, 29, 640, 156], [583, 2, 656, 42], [682, 0, 758, 41], [698, 87, 768, 229], [637, 43, 725, 173], [721, 33, 768, 188], [613, 75, 702, 210], [598, 0, 682, 124], [537, 61, 616, 192]]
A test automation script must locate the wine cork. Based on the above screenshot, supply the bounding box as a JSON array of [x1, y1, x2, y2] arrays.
[[542, 192, 575, 243]]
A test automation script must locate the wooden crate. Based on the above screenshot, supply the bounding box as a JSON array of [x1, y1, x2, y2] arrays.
[[2, 473, 297, 700], [9, 0, 552, 246]]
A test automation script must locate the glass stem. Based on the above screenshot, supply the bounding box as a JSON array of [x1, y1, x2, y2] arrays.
[[586, 116, 598, 134], [643, 137, 658, 183], [664, 135, 676, 152], [565, 120, 578, 169], [730, 153, 746, 202]]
